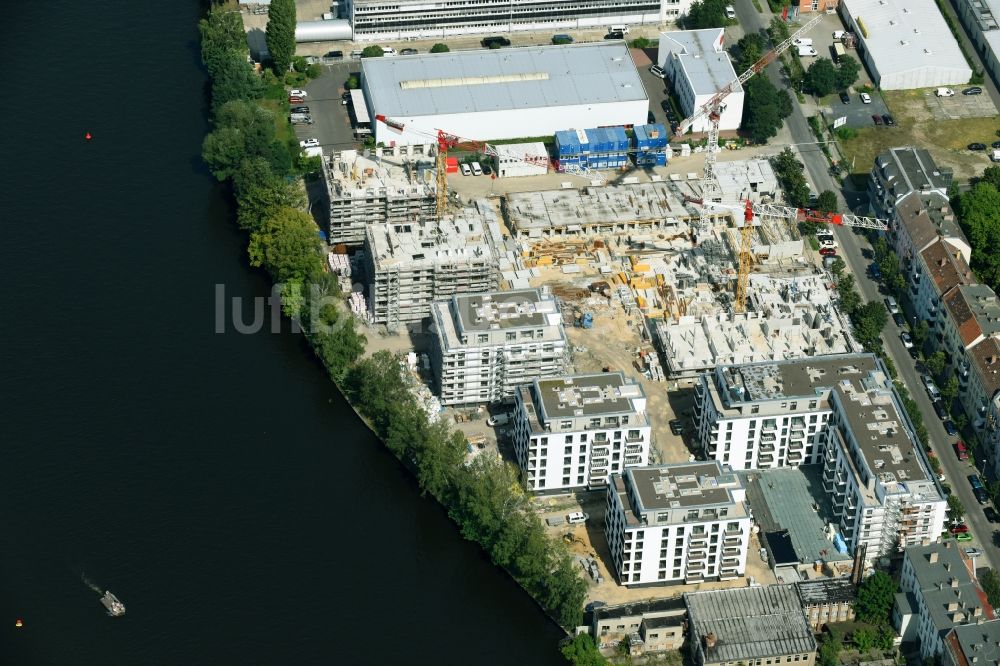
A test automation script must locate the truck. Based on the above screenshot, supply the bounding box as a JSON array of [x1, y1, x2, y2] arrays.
[[832, 42, 846, 63]]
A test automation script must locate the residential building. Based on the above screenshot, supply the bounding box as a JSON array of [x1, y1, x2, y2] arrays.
[[910, 238, 975, 329], [589, 597, 687, 655], [363, 43, 648, 147], [605, 462, 751, 586], [512, 373, 651, 493], [839, 0, 972, 90], [694, 353, 878, 470], [893, 542, 993, 660], [345, 0, 693, 42], [890, 191, 969, 267], [323, 149, 437, 246], [968, 340, 1000, 478], [796, 578, 857, 631], [658, 29, 743, 133], [685, 584, 817, 666], [868, 147, 953, 219], [362, 208, 503, 327], [942, 285, 1000, 386], [430, 288, 567, 405], [821, 360, 947, 561], [953, 0, 1000, 93], [942, 620, 1000, 666]]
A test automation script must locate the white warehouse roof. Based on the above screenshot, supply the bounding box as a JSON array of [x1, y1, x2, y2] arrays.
[[840, 0, 970, 88], [659, 28, 741, 97], [362, 42, 648, 118]]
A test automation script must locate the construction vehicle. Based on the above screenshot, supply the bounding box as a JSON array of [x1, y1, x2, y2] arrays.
[[574, 312, 594, 329]]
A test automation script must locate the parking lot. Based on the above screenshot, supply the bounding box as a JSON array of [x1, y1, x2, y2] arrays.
[[926, 88, 999, 120], [829, 90, 893, 130], [291, 61, 365, 151]]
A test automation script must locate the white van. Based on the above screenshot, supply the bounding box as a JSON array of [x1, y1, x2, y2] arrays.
[[381, 46, 397, 57], [471, 161, 483, 176], [936, 87, 955, 97], [725, 5, 736, 19], [567, 512, 589, 525], [609, 24, 630, 34], [460, 163, 472, 176]]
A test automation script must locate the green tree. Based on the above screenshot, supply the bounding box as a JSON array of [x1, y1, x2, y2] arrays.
[[941, 374, 960, 409], [630, 37, 652, 48], [852, 301, 888, 351], [685, 0, 728, 28], [345, 75, 359, 89], [804, 58, 838, 96], [926, 350, 948, 378], [948, 494, 966, 524], [830, 256, 846, 280], [981, 569, 1000, 607], [561, 634, 607, 666], [836, 274, 861, 315], [978, 166, 1000, 190], [430, 43, 450, 53], [265, 0, 297, 74], [202, 100, 288, 180], [912, 320, 930, 349], [232, 157, 306, 232], [856, 571, 897, 625], [199, 10, 249, 78], [361, 45, 385, 58], [818, 638, 841, 666], [835, 57, 861, 90], [853, 628, 875, 653], [817, 190, 838, 213], [959, 182, 1000, 290], [733, 33, 766, 72], [742, 77, 793, 144], [247, 207, 323, 284]]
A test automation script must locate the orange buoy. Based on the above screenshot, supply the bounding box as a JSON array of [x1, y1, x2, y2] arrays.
[[85, 132, 92, 140], [15, 618, 23, 628]]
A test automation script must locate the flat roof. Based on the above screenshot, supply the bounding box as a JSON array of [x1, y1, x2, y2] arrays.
[[366, 211, 501, 272], [660, 28, 742, 97], [350, 89, 370, 123], [362, 42, 647, 119], [716, 353, 879, 404], [841, 0, 970, 78], [452, 288, 559, 332], [686, 585, 816, 663], [626, 461, 742, 511], [796, 578, 857, 606], [534, 373, 645, 420]]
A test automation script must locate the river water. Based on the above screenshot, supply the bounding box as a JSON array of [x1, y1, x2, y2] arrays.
[[0, 3, 565, 663]]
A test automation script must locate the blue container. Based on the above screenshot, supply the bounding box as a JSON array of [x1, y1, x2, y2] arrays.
[[554, 130, 580, 158], [610, 126, 628, 151], [654, 151, 667, 166], [634, 126, 651, 150], [634, 124, 668, 150], [577, 128, 590, 154]]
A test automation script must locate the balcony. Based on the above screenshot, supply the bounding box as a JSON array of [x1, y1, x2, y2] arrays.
[[760, 432, 777, 443], [762, 421, 777, 432], [625, 443, 643, 454], [787, 450, 804, 463], [624, 454, 643, 465], [723, 545, 742, 555], [759, 440, 775, 453], [723, 534, 743, 547], [688, 531, 708, 544], [592, 446, 610, 458], [625, 432, 644, 443], [687, 559, 706, 571], [788, 439, 805, 450], [759, 452, 774, 464]]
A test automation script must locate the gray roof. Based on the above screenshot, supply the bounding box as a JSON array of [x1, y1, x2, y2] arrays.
[[874, 147, 953, 198], [627, 462, 742, 511], [904, 543, 988, 635], [362, 42, 647, 118], [796, 578, 857, 606], [452, 289, 555, 332], [686, 584, 817, 663], [660, 29, 742, 97], [534, 373, 645, 420], [715, 353, 878, 404], [946, 621, 1000, 666]]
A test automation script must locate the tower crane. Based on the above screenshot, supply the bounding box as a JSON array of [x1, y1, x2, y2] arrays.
[[675, 12, 825, 237], [686, 198, 889, 311], [374, 114, 550, 216]]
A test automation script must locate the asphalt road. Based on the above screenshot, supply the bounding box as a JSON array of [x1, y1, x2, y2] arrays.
[[734, 0, 998, 567]]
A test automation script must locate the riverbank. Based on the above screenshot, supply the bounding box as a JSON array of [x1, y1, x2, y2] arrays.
[[197, 4, 588, 654]]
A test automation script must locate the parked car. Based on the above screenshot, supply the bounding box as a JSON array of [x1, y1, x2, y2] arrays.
[[963, 87, 984, 95], [975, 487, 990, 505], [380, 47, 397, 56], [969, 143, 987, 151], [957, 532, 974, 541], [893, 312, 905, 327], [350, 50, 363, 59], [900, 331, 914, 349], [649, 64, 666, 78], [290, 114, 313, 125], [872, 114, 882, 125], [487, 412, 509, 426], [400, 48, 418, 55], [288, 96, 305, 104], [819, 247, 837, 257], [936, 87, 956, 97], [944, 420, 958, 436], [860, 92, 872, 104], [882, 114, 895, 126], [325, 50, 343, 59], [985, 507, 1000, 523], [552, 34, 574, 44], [793, 37, 813, 46], [605, 31, 624, 40], [839, 91, 851, 104], [669, 419, 685, 435], [299, 138, 320, 148], [460, 163, 472, 176], [482, 163, 493, 176], [798, 46, 818, 57], [481, 36, 511, 48], [567, 512, 589, 525], [954, 439, 969, 461], [869, 262, 882, 280], [726, 5, 737, 18], [884, 296, 900, 314], [471, 161, 483, 176], [933, 400, 948, 420], [291, 106, 310, 114], [923, 374, 940, 397], [289, 89, 308, 98], [950, 523, 969, 534]]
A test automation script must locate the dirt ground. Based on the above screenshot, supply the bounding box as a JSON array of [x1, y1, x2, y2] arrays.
[[839, 88, 1000, 181]]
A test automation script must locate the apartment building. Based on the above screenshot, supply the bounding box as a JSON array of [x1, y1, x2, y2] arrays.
[[686, 585, 817, 666], [890, 191, 969, 267], [512, 373, 651, 493], [430, 289, 567, 406], [868, 147, 953, 219], [942, 620, 1000, 666], [910, 238, 975, 328], [694, 354, 878, 470], [821, 363, 946, 561], [893, 542, 992, 660], [363, 210, 503, 327], [605, 462, 751, 586], [345, 0, 692, 42]]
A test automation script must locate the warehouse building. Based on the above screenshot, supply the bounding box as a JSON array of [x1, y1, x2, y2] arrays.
[[430, 288, 567, 405], [839, 0, 972, 90], [605, 461, 752, 586], [323, 149, 437, 246], [954, 0, 1000, 88], [362, 204, 504, 327], [345, 0, 694, 42], [658, 28, 743, 133], [512, 372, 651, 493], [694, 354, 879, 470], [362, 43, 649, 147]]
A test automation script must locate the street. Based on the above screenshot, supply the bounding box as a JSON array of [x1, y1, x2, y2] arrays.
[[734, 0, 998, 568]]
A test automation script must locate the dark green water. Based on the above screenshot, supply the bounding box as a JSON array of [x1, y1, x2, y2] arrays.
[[0, 4, 564, 663]]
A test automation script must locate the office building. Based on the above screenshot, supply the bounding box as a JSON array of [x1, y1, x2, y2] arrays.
[[657, 28, 743, 133]]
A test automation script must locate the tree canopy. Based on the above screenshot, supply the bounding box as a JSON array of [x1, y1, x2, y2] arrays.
[[959, 181, 1000, 290], [265, 0, 297, 74], [855, 571, 897, 625], [743, 77, 793, 144], [947, 494, 966, 524], [804, 58, 838, 97], [361, 45, 385, 58], [817, 190, 838, 213], [981, 569, 1000, 608], [430, 43, 450, 53], [732, 34, 765, 72], [561, 634, 608, 666], [247, 207, 323, 285], [685, 0, 729, 28]]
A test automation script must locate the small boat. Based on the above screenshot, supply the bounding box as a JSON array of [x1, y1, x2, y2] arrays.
[[100, 591, 125, 617]]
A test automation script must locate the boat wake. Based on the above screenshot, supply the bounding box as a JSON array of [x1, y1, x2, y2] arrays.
[[81, 573, 103, 595]]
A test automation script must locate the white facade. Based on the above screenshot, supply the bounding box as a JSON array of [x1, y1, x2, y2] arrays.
[[605, 462, 751, 586], [430, 288, 567, 405], [820, 364, 946, 562], [840, 0, 972, 90], [694, 355, 879, 470], [495, 142, 550, 178], [362, 43, 649, 147], [658, 29, 743, 132], [346, 0, 693, 42], [512, 373, 651, 493]]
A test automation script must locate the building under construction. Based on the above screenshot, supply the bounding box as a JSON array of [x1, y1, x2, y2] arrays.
[[362, 202, 505, 328], [323, 149, 437, 247]]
